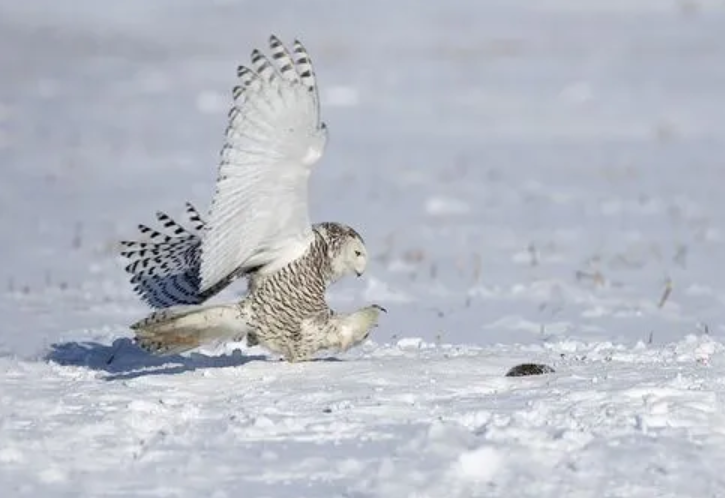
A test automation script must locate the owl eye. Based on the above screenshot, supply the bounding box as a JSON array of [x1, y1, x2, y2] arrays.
[[354, 250, 362, 257]]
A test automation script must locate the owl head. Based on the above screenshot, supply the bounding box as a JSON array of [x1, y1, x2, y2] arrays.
[[314, 222, 368, 283]]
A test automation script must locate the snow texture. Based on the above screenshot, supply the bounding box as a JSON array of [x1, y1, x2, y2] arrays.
[[2, 0, 725, 496]]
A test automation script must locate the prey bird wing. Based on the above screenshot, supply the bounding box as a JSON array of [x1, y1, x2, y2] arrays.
[[199, 36, 327, 293]]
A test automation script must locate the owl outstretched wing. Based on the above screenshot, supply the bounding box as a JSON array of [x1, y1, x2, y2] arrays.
[[199, 35, 328, 293]]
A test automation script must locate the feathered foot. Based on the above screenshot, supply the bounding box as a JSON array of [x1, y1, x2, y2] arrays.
[[329, 304, 387, 353]]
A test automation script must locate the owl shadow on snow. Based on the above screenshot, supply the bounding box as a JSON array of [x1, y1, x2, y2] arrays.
[[45, 338, 269, 381], [45, 338, 343, 381]]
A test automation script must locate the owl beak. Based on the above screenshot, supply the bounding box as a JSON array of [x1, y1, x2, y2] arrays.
[[355, 271, 362, 277]]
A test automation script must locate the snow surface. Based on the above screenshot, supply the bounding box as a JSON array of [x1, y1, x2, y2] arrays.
[[2, 0, 725, 496]]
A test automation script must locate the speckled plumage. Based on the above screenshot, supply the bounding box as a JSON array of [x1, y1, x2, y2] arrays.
[[243, 223, 372, 357], [132, 224, 384, 361]]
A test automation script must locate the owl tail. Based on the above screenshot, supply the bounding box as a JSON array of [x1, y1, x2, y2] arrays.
[[130, 303, 251, 356], [120, 202, 207, 308]]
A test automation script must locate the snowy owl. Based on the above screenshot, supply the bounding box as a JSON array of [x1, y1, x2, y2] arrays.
[[121, 35, 385, 361]]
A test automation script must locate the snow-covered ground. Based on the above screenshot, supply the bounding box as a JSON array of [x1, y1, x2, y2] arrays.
[[2, 0, 725, 495]]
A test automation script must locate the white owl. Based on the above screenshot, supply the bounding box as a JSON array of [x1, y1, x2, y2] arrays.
[[121, 36, 385, 361]]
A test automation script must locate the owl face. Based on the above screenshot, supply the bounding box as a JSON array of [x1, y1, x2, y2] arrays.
[[330, 235, 368, 282]]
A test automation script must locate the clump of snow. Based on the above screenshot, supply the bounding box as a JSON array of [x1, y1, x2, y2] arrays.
[[455, 445, 503, 483], [396, 337, 424, 349]]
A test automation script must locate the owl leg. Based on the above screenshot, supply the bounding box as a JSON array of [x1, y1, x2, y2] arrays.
[[131, 302, 253, 356], [264, 305, 386, 362], [322, 304, 387, 354]]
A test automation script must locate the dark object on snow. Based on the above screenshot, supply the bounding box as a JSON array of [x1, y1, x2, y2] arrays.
[[505, 363, 555, 377]]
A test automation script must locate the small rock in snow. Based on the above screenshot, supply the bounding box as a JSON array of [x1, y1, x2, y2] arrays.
[[505, 363, 555, 377]]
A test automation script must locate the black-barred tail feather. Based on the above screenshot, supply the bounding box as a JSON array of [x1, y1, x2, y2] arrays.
[[120, 203, 215, 309]]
